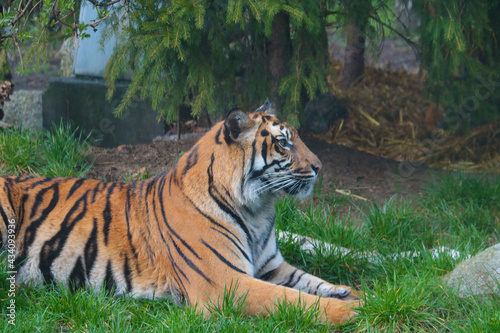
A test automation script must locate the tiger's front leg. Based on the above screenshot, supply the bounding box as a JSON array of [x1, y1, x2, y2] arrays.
[[188, 272, 360, 325], [259, 261, 360, 300]]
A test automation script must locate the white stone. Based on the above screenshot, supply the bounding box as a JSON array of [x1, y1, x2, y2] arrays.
[[277, 231, 469, 265], [444, 243, 500, 297], [59, 37, 75, 78]]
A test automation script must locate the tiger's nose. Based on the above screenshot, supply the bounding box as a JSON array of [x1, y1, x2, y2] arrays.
[[311, 160, 322, 175]]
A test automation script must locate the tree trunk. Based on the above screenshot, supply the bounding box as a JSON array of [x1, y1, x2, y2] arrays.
[[269, 12, 292, 114], [343, 22, 366, 85]]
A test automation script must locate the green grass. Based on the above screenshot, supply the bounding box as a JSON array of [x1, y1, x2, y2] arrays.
[[1, 137, 499, 332], [0, 122, 92, 177], [122, 167, 152, 182], [275, 172, 500, 332]]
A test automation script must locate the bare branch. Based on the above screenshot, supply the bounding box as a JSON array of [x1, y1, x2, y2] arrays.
[[89, 14, 111, 29], [72, 9, 80, 48], [87, 0, 122, 7], [325, 10, 345, 17], [384, 3, 411, 36], [56, 17, 76, 31], [52, 9, 76, 28], [10, 0, 34, 26], [11, 35, 24, 70], [24, 0, 43, 27], [0, 34, 14, 43]]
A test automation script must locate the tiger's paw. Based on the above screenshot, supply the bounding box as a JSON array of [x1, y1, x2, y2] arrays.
[[321, 285, 361, 300], [326, 299, 363, 324]]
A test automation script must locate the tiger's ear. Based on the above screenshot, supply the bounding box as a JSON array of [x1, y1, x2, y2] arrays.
[[224, 109, 254, 141], [255, 98, 275, 115]]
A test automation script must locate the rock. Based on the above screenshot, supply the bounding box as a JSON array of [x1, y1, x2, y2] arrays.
[[3, 90, 43, 131], [59, 37, 75, 78], [302, 93, 347, 134], [444, 243, 500, 297], [0, 120, 12, 128], [153, 132, 204, 143], [43, 78, 164, 147]]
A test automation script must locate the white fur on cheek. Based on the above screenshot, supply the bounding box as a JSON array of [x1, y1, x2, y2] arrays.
[[253, 156, 266, 171]]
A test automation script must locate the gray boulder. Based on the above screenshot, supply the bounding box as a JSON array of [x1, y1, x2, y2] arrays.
[[444, 243, 500, 297], [302, 93, 347, 134], [3, 90, 43, 130]]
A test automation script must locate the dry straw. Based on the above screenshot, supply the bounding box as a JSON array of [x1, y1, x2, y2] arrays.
[[316, 65, 500, 173]]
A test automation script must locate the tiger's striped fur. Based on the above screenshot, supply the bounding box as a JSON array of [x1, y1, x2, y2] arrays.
[[0, 104, 360, 324]]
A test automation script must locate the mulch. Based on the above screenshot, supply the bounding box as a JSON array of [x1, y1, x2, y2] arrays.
[[319, 65, 500, 174]]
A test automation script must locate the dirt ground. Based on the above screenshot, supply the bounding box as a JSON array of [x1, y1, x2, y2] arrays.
[[85, 134, 435, 207]]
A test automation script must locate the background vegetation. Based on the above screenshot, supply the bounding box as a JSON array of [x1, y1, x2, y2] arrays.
[[0, 122, 91, 177], [1, 2, 499, 331], [1, 1, 500, 128], [0, 127, 499, 332]]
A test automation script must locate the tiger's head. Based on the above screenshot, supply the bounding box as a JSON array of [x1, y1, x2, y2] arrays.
[[222, 101, 322, 204]]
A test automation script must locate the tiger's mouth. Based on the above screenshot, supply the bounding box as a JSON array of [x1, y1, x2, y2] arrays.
[[248, 161, 319, 199], [282, 175, 316, 198], [259, 173, 316, 198]]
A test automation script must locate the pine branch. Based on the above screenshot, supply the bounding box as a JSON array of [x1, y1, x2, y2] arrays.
[[246, 0, 261, 20], [368, 14, 419, 54], [114, 70, 146, 116]]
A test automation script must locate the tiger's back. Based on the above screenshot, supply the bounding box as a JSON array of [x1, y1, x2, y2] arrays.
[[0, 103, 360, 324], [0, 176, 171, 296]]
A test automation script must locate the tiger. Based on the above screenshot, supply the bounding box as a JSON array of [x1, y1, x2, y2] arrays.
[[0, 101, 360, 324]]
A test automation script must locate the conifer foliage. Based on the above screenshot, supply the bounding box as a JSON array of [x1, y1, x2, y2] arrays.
[[414, 0, 500, 129], [1, 1, 499, 128], [103, 1, 330, 124]]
